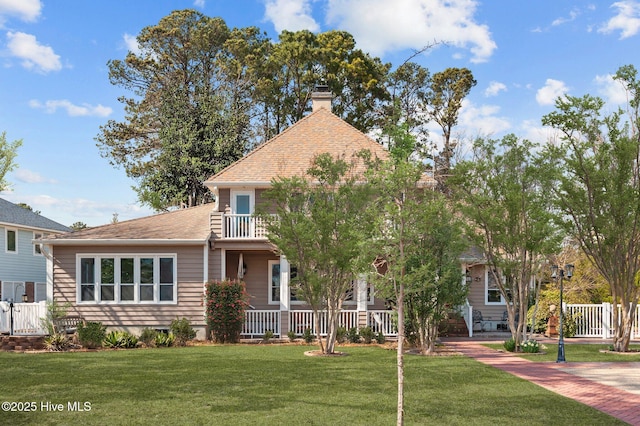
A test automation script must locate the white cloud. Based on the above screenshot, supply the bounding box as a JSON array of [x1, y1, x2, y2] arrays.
[[0, 192, 153, 227], [0, 0, 41, 23], [6, 31, 61, 73], [536, 79, 569, 106], [264, 0, 320, 33], [484, 81, 507, 97], [14, 169, 57, 184], [457, 99, 511, 136], [599, 0, 640, 39], [551, 8, 579, 26], [193, 0, 205, 7], [29, 99, 112, 117], [123, 33, 141, 55], [326, 0, 496, 63], [594, 73, 629, 106]]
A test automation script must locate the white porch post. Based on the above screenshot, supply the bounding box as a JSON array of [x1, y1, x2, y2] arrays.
[[45, 244, 54, 302], [603, 302, 612, 339], [220, 249, 226, 280], [356, 275, 368, 329], [279, 255, 290, 336]]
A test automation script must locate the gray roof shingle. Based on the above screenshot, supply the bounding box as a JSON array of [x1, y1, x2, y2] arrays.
[[0, 198, 70, 232]]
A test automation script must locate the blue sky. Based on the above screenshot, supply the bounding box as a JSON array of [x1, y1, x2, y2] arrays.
[[1, 0, 639, 227]]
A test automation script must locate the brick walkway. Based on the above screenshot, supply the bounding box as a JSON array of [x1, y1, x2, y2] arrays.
[[446, 341, 640, 425]]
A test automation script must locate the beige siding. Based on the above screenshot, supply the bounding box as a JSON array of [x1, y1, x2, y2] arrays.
[[466, 264, 506, 319], [210, 212, 222, 239], [255, 188, 277, 214], [225, 250, 278, 310], [218, 188, 231, 212], [52, 244, 207, 328], [208, 248, 222, 282]]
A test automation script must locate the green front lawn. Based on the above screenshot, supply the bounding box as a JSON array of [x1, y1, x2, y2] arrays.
[[0, 345, 625, 425], [485, 343, 640, 362]]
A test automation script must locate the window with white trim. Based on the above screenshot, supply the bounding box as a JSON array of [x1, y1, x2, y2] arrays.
[[268, 260, 280, 304], [343, 280, 374, 305], [35, 282, 46, 302], [269, 261, 304, 304], [1, 281, 25, 302], [5, 228, 17, 253], [77, 255, 177, 304], [486, 267, 505, 305], [34, 232, 44, 255]]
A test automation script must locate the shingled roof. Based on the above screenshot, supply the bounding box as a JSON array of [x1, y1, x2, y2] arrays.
[[0, 198, 70, 233], [205, 108, 389, 187], [41, 203, 213, 244]]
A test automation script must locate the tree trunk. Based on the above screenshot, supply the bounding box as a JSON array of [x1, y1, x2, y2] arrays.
[[312, 310, 325, 353], [396, 279, 405, 426], [325, 306, 340, 354], [613, 302, 637, 352]]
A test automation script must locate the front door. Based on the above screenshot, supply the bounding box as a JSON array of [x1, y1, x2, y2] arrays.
[[231, 191, 253, 238]]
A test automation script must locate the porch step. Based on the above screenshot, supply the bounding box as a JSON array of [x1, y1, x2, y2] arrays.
[[439, 317, 469, 337]]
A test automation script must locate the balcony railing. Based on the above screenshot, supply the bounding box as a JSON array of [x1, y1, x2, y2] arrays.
[[222, 214, 270, 239]]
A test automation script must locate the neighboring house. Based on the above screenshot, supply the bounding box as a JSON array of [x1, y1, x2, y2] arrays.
[[0, 198, 70, 303], [39, 88, 504, 338]]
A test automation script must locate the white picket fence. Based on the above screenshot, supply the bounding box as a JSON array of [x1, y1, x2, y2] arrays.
[[241, 309, 397, 338], [566, 303, 640, 339], [0, 301, 47, 335]]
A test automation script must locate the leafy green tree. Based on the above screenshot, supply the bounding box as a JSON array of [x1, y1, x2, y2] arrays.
[[96, 10, 259, 209], [70, 222, 88, 231], [541, 64, 640, 352], [450, 134, 562, 347], [0, 131, 22, 191], [258, 153, 373, 355], [403, 193, 466, 354], [381, 62, 431, 156], [425, 68, 476, 191], [257, 29, 390, 137], [365, 126, 465, 424]]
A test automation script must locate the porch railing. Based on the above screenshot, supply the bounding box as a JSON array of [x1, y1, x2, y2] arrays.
[[368, 310, 397, 336], [289, 310, 359, 336], [241, 310, 280, 338], [222, 214, 269, 239], [0, 301, 47, 335], [566, 303, 640, 339]]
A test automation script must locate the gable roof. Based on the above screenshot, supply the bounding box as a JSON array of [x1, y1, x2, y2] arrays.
[[0, 198, 70, 233], [41, 203, 214, 245], [205, 108, 389, 187]]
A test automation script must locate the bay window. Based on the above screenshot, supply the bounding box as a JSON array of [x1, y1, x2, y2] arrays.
[[77, 254, 177, 304]]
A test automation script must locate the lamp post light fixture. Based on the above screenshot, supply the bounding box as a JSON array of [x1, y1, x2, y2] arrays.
[[551, 264, 574, 363]]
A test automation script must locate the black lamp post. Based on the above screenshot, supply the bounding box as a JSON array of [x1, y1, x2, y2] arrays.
[[551, 264, 574, 363]]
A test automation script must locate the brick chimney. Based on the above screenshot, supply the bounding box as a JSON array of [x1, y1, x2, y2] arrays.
[[311, 84, 332, 112]]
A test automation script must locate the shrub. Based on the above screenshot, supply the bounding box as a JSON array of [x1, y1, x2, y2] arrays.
[[302, 328, 313, 343], [40, 300, 71, 335], [359, 326, 375, 344], [103, 331, 139, 349], [503, 338, 516, 352], [155, 332, 175, 347], [205, 279, 249, 343], [263, 330, 274, 341], [287, 330, 297, 341], [520, 339, 540, 353], [139, 328, 158, 347], [347, 327, 360, 343], [170, 318, 197, 346], [77, 321, 106, 349], [375, 331, 386, 344], [44, 333, 72, 351], [336, 326, 347, 343]]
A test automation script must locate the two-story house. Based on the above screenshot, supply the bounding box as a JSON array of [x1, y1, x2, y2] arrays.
[[0, 198, 70, 303], [39, 89, 501, 339]]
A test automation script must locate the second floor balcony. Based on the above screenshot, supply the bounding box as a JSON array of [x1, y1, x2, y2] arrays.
[[220, 214, 270, 239]]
